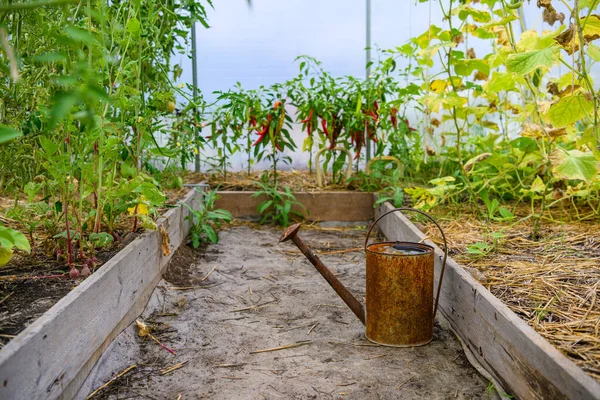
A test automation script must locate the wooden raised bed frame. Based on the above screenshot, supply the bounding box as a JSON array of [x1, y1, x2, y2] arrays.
[[0, 188, 202, 400], [0, 190, 598, 399]]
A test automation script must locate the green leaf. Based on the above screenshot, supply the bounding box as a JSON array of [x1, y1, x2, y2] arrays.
[[588, 44, 600, 62], [547, 94, 594, 128], [485, 72, 518, 93], [39, 136, 59, 156], [453, 59, 490, 77], [64, 26, 100, 47], [259, 200, 273, 214], [126, 17, 141, 36], [203, 225, 218, 243], [0, 226, 30, 253], [551, 150, 598, 182], [0, 126, 22, 144], [89, 232, 114, 248], [49, 92, 80, 128], [506, 46, 559, 75]]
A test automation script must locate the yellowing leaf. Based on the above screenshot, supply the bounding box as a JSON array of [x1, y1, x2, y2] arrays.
[[554, 15, 600, 54], [0, 247, 13, 268], [547, 94, 594, 128], [531, 176, 546, 193], [128, 203, 149, 216], [551, 149, 598, 182], [430, 80, 448, 93]]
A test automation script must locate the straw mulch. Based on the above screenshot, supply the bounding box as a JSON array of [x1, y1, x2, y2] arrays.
[[418, 209, 600, 381], [184, 170, 355, 192]]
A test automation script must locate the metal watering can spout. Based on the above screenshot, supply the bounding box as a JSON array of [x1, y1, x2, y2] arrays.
[[280, 208, 449, 347], [279, 223, 366, 325]]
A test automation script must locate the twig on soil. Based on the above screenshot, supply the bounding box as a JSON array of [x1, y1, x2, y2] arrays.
[[86, 364, 137, 399], [231, 299, 277, 313], [200, 265, 217, 282], [0, 292, 13, 306], [149, 334, 176, 355], [366, 354, 386, 360], [214, 363, 246, 368], [395, 376, 413, 390], [307, 323, 319, 334], [278, 323, 315, 333], [160, 360, 189, 375], [167, 283, 220, 291], [0, 274, 66, 282], [250, 341, 312, 354]]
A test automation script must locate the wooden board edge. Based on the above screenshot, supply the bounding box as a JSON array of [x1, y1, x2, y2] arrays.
[[216, 191, 375, 222], [375, 203, 600, 400]]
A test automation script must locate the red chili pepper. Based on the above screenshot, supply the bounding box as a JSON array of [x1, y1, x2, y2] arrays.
[[321, 118, 329, 137], [275, 143, 282, 152], [249, 116, 257, 127], [373, 101, 379, 112], [391, 107, 398, 130], [253, 130, 267, 146], [253, 116, 273, 146], [329, 115, 341, 149], [403, 118, 417, 133], [255, 124, 268, 136], [300, 109, 313, 124]]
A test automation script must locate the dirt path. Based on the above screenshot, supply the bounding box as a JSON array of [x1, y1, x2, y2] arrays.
[[78, 224, 492, 399]]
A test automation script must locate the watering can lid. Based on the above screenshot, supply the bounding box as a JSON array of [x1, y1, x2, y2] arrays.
[[366, 241, 433, 256]]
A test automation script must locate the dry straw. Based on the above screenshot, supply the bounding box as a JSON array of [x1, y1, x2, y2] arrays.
[[421, 209, 600, 381]]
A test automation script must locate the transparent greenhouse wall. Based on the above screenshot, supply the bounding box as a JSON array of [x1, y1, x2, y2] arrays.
[[161, 0, 600, 172]]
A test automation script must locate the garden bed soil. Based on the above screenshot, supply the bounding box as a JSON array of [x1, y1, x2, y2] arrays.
[[184, 169, 358, 192], [78, 223, 495, 400], [0, 187, 187, 349], [418, 207, 600, 382], [0, 233, 138, 348]]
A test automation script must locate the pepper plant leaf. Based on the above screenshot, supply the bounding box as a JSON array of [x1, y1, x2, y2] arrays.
[[506, 46, 559, 75], [547, 93, 594, 128], [551, 150, 598, 182]]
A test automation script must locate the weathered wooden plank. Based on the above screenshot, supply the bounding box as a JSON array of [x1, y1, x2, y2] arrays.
[[374, 203, 600, 400], [0, 188, 202, 400], [216, 191, 374, 222]]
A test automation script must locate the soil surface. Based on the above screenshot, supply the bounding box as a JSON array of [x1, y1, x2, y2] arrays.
[[0, 238, 131, 347], [79, 224, 492, 399]]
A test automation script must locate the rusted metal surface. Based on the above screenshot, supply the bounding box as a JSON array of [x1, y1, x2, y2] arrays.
[[279, 223, 366, 325], [365, 207, 448, 320], [365, 242, 435, 347]]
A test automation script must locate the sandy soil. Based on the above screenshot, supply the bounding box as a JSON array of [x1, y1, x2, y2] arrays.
[[78, 224, 492, 400]]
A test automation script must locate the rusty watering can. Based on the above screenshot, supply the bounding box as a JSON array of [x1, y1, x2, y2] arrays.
[[279, 207, 448, 347]]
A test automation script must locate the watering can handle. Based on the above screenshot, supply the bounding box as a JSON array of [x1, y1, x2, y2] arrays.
[[364, 207, 449, 321]]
